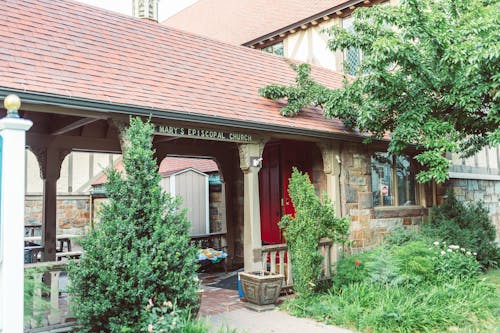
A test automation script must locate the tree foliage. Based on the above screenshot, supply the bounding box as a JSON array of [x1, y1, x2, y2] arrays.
[[68, 118, 199, 332], [280, 168, 349, 296], [260, 0, 499, 183]]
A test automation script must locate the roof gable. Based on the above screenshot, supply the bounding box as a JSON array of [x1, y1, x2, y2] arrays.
[[162, 167, 209, 178], [92, 157, 218, 185], [159, 157, 219, 176]]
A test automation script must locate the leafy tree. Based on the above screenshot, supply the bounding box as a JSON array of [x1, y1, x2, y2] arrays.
[[260, 0, 499, 183], [280, 168, 349, 296], [68, 118, 199, 332]]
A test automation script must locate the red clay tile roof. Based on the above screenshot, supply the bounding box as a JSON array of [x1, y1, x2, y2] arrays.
[[159, 157, 219, 176], [93, 157, 218, 185], [162, 0, 352, 45], [0, 0, 355, 139]]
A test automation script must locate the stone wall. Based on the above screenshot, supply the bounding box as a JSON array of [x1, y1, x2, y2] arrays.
[[25, 195, 90, 235], [340, 143, 429, 248], [311, 145, 327, 196], [229, 172, 244, 265], [441, 179, 500, 242], [209, 183, 225, 233]]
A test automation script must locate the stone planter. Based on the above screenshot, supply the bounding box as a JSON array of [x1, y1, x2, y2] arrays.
[[239, 271, 283, 310]]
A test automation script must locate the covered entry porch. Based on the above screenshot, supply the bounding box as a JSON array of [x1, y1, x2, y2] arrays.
[[18, 106, 344, 329], [16, 102, 344, 272]]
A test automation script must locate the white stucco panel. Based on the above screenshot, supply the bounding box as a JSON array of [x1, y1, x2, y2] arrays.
[[284, 20, 338, 71]]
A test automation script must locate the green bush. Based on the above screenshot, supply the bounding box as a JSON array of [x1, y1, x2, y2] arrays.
[[384, 227, 430, 246], [427, 190, 499, 269], [68, 118, 199, 332], [392, 241, 435, 285], [334, 251, 373, 288], [365, 247, 404, 286], [280, 168, 349, 296]]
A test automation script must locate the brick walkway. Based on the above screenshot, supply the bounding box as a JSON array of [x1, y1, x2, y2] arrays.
[[197, 270, 246, 316], [198, 286, 245, 316]]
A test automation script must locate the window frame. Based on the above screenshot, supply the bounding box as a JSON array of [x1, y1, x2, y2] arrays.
[[262, 42, 284, 56], [341, 16, 362, 76], [371, 153, 418, 207]]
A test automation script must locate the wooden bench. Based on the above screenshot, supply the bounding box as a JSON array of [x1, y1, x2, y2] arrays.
[[56, 251, 83, 261]]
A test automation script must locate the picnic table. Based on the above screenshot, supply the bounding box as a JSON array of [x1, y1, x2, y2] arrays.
[[24, 234, 84, 262], [24, 234, 82, 252], [24, 224, 42, 237]]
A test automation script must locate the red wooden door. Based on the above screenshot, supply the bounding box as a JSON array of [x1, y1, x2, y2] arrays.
[[281, 141, 313, 217], [259, 141, 314, 245], [259, 144, 282, 244]]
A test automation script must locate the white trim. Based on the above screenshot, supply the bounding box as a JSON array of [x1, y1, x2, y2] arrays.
[[163, 167, 208, 178], [169, 174, 175, 196], [0, 116, 32, 333], [205, 174, 210, 234], [449, 172, 500, 181]]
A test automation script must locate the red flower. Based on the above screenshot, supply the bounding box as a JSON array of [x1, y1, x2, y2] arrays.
[[354, 260, 360, 267]]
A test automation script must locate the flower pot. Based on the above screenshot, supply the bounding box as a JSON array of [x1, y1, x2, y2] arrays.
[[239, 271, 284, 306]]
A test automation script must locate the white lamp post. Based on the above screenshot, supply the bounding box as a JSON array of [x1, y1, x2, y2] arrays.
[[0, 94, 32, 333]]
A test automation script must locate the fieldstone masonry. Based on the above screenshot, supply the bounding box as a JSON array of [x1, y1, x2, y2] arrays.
[[25, 195, 90, 235], [341, 144, 429, 248], [209, 186, 225, 233], [442, 179, 500, 242]]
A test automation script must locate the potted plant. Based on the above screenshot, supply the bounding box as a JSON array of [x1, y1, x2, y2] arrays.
[[239, 271, 284, 310]]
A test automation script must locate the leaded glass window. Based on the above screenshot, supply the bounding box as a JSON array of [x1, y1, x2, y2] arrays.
[[342, 16, 362, 75], [371, 153, 417, 206]]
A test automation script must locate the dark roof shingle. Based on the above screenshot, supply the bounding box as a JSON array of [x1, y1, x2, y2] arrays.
[[0, 0, 354, 138]]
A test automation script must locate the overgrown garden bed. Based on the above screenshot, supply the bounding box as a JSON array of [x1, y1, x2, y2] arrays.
[[281, 188, 499, 332]]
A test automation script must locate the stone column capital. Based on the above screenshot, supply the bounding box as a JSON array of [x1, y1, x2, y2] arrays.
[[110, 117, 130, 151], [238, 141, 267, 173], [317, 142, 341, 176]]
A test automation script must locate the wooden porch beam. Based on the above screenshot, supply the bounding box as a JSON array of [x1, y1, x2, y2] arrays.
[[27, 133, 121, 153], [50, 117, 99, 136]]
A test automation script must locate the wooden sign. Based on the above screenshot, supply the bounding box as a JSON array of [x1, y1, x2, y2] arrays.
[[154, 124, 255, 143]]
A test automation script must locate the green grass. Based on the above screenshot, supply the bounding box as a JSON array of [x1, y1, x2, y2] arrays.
[[282, 273, 500, 333], [483, 269, 500, 295]]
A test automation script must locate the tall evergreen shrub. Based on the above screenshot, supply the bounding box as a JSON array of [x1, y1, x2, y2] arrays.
[[428, 190, 499, 269], [68, 118, 198, 332], [280, 168, 349, 296]]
